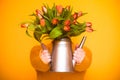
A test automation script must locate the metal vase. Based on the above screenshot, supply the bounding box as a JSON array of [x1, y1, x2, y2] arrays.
[[51, 37, 73, 72]]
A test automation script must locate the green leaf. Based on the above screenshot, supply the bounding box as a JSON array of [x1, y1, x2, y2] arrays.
[[41, 34, 49, 41], [41, 27, 47, 33], [47, 8, 53, 20], [42, 15, 50, 21], [33, 27, 42, 42], [78, 22, 86, 30], [34, 17, 40, 25], [45, 20, 52, 31], [82, 12, 88, 16], [29, 13, 36, 16], [56, 17, 65, 21], [28, 24, 35, 31], [21, 21, 33, 24], [26, 29, 32, 37], [68, 22, 86, 36], [52, 3, 57, 17], [49, 26, 62, 39], [36, 25, 42, 29], [30, 13, 40, 25], [61, 8, 72, 19]]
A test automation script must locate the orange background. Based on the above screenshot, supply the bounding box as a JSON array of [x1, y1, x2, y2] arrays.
[[0, 0, 120, 80]]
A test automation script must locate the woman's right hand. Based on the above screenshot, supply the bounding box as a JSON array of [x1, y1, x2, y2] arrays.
[[40, 50, 51, 64]]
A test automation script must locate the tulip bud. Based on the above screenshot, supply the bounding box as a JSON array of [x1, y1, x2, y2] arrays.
[[42, 6, 47, 13], [64, 20, 71, 26], [37, 14, 43, 19], [36, 9, 43, 19], [56, 5, 63, 14], [40, 18, 46, 27], [78, 11, 82, 17], [52, 18, 58, 25], [21, 23, 29, 28], [63, 25, 70, 31], [86, 22, 92, 27], [36, 9, 41, 14], [73, 20, 77, 24], [72, 13, 78, 20], [85, 26, 94, 32], [66, 5, 70, 11]]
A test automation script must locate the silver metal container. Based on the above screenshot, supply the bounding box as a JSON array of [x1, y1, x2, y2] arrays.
[[51, 37, 73, 72]]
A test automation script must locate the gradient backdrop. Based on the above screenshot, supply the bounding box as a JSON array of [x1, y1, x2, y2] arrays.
[[0, 0, 120, 80]]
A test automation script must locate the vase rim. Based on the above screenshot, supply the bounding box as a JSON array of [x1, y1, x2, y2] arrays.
[[54, 37, 71, 41], [53, 37, 72, 44]]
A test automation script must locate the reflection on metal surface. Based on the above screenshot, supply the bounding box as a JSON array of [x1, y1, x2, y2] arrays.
[[51, 37, 73, 72]]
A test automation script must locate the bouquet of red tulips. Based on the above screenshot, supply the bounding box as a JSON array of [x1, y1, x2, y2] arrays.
[[21, 4, 93, 42]]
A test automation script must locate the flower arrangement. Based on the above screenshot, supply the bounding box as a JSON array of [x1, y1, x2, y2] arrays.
[[21, 4, 93, 43]]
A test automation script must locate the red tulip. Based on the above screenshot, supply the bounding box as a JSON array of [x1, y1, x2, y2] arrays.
[[66, 5, 70, 10], [40, 18, 46, 27], [64, 25, 70, 31], [72, 13, 78, 20], [37, 14, 43, 19], [85, 26, 94, 32], [86, 22, 92, 27], [78, 11, 82, 17], [21, 23, 29, 28], [42, 6, 47, 13], [36, 9, 41, 14], [52, 18, 58, 25], [64, 20, 71, 26], [73, 20, 77, 24], [85, 22, 93, 32], [36, 9, 43, 19], [56, 5, 63, 14]]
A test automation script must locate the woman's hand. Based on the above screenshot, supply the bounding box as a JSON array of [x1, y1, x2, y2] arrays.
[[40, 50, 51, 64], [73, 47, 85, 64]]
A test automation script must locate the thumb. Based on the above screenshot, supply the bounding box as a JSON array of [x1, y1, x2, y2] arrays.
[[41, 43, 47, 50]]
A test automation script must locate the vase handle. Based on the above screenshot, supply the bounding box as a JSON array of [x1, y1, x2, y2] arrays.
[[79, 36, 87, 48]]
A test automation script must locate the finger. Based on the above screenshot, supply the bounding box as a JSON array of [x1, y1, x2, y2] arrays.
[[74, 56, 81, 64], [43, 50, 48, 53], [48, 58, 51, 63], [74, 55, 81, 60], [74, 52, 85, 60], [73, 53, 80, 59], [77, 49, 85, 55], [73, 56, 80, 62], [42, 54, 51, 59], [44, 58, 51, 64], [73, 56, 77, 62], [73, 51, 82, 58], [44, 53, 50, 56], [73, 50, 77, 56], [74, 54, 85, 64], [42, 53, 51, 59], [77, 53, 85, 59], [47, 55, 51, 59], [42, 50, 50, 56], [74, 48, 84, 55], [77, 48, 84, 52]]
